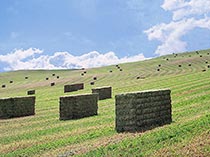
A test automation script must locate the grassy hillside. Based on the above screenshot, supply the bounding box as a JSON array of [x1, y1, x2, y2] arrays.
[[0, 49, 209, 157]]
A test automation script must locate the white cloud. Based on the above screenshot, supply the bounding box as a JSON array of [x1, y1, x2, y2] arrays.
[[0, 48, 146, 71], [144, 0, 210, 55]]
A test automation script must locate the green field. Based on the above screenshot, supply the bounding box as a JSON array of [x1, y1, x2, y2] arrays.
[[0, 49, 210, 157]]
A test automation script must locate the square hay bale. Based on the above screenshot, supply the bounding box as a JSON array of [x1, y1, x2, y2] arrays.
[[115, 89, 172, 133], [27, 90, 35, 95], [64, 83, 84, 93], [92, 86, 112, 100], [51, 82, 55, 86], [0, 96, 35, 119], [59, 93, 98, 120]]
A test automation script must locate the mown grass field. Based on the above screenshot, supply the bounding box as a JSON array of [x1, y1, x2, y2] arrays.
[[0, 49, 210, 157]]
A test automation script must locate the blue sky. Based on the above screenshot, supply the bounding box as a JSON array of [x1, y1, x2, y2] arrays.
[[0, 0, 210, 71]]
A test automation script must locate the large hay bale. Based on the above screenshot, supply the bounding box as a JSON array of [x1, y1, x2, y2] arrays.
[[59, 93, 98, 120], [64, 83, 84, 93], [0, 96, 35, 119], [92, 86, 112, 100], [115, 89, 172, 133], [2, 85, 6, 88]]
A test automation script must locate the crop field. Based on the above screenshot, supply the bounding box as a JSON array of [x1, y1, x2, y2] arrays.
[[0, 49, 210, 157]]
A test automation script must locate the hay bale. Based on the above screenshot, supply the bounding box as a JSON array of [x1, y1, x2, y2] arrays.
[[0, 96, 35, 119], [2, 85, 6, 88], [64, 83, 84, 93], [51, 82, 55, 86], [59, 93, 98, 120], [27, 90, 35, 95], [92, 86, 112, 100], [115, 89, 172, 133]]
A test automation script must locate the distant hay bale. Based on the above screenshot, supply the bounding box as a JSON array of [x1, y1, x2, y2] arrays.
[[64, 83, 84, 93], [2, 85, 6, 88], [0, 96, 35, 119], [27, 90, 35, 95], [115, 89, 172, 133], [59, 93, 98, 120], [51, 82, 55, 86], [92, 86, 112, 100]]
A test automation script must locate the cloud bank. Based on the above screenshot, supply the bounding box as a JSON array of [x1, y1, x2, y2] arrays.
[[0, 48, 146, 71], [144, 0, 210, 55]]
